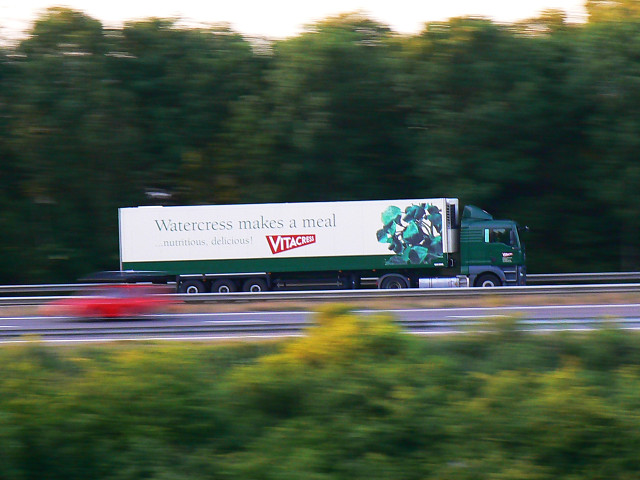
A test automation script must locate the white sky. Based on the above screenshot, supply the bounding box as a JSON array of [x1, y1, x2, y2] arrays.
[[1, 1, 588, 40]]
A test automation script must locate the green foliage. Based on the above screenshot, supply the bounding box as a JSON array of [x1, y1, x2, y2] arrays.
[[1, 9, 263, 282], [587, 0, 640, 23], [3, 9, 640, 281], [2, 310, 640, 478], [221, 13, 412, 203]]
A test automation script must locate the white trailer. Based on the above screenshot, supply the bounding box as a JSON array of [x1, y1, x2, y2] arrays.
[[119, 198, 462, 292]]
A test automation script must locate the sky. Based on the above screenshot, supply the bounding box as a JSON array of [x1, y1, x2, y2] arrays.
[[1, 0, 588, 39]]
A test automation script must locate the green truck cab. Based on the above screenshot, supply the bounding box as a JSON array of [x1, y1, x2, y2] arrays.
[[460, 205, 526, 287]]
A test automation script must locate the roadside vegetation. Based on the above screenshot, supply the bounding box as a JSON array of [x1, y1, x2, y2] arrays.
[[1, 305, 640, 479]]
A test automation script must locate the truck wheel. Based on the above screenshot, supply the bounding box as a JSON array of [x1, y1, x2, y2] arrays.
[[243, 278, 268, 292], [179, 280, 206, 294], [211, 279, 237, 293], [380, 274, 409, 289], [475, 273, 502, 287]]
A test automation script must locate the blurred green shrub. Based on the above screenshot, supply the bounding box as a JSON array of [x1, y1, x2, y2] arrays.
[[0, 310, 640, 479]]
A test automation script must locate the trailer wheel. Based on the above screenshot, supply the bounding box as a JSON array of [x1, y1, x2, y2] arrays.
[[475, 273, 502, 287], [380, 274, 409, 289], [211, 279, 237, 294], [243, 278, 268, 292], [179, 279, 206, 294]]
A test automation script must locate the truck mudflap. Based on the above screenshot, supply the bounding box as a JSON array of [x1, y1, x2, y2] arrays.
[[516, 265, 527, 286]]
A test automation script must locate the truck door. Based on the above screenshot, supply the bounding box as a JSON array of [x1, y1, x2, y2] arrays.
[[484, 227, 521, 266]]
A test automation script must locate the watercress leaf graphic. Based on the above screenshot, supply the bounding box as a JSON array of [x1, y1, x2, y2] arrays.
[[381, 206, 402, 227], [377, 229, 391, 243], [386, 255, 408, 265], [428, 236, 443, 255], [409, 246, 429, 264], [427, 213, 443, 232], [403, 204, 426, 223], [403, 222, 419, 237], [402, 222, 424, 246], [378, 222, 397, 243], [427, 205, 440, 215], [390, 236, 404, 254], [384, 223, 397, 235]]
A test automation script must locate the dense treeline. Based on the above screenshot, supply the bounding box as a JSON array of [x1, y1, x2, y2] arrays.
[[2, 306, 640, 479], [1, 3, 640, 283]]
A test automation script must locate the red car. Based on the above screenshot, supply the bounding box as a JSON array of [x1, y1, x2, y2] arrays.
[[42, 284, 178, 319]]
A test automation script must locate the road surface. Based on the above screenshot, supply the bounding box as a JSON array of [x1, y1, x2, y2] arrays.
[[0, 303, 639, 344]]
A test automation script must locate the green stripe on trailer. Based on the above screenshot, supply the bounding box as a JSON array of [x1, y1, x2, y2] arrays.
[[122, 254, 449, 276]]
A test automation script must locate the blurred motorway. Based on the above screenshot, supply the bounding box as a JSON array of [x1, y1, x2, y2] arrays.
[[1, 303, 640, 344]]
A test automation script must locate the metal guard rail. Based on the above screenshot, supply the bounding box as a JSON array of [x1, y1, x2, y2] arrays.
[[1, 271, 640, 295], [527, 272, 640, 283]]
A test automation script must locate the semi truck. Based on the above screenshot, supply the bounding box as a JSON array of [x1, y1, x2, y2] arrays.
[[117, 198, 526, 293]]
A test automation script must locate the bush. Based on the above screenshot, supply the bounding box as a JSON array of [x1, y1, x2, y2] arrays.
[[0, 308, 639, 479]]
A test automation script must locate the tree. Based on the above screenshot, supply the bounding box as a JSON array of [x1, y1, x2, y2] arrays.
[[400, 17, 608, 272], [587, 0, 640, 22], [5, 11, 261, 281], [0, 44, 29, 283], [224, 13, 413, 202], [573, 21, 640, 269], [115, 19, 260, 204], [11, 8, 117, 280]]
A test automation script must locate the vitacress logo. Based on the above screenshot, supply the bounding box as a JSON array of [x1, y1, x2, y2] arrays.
[[266, 234, 316, 254]]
